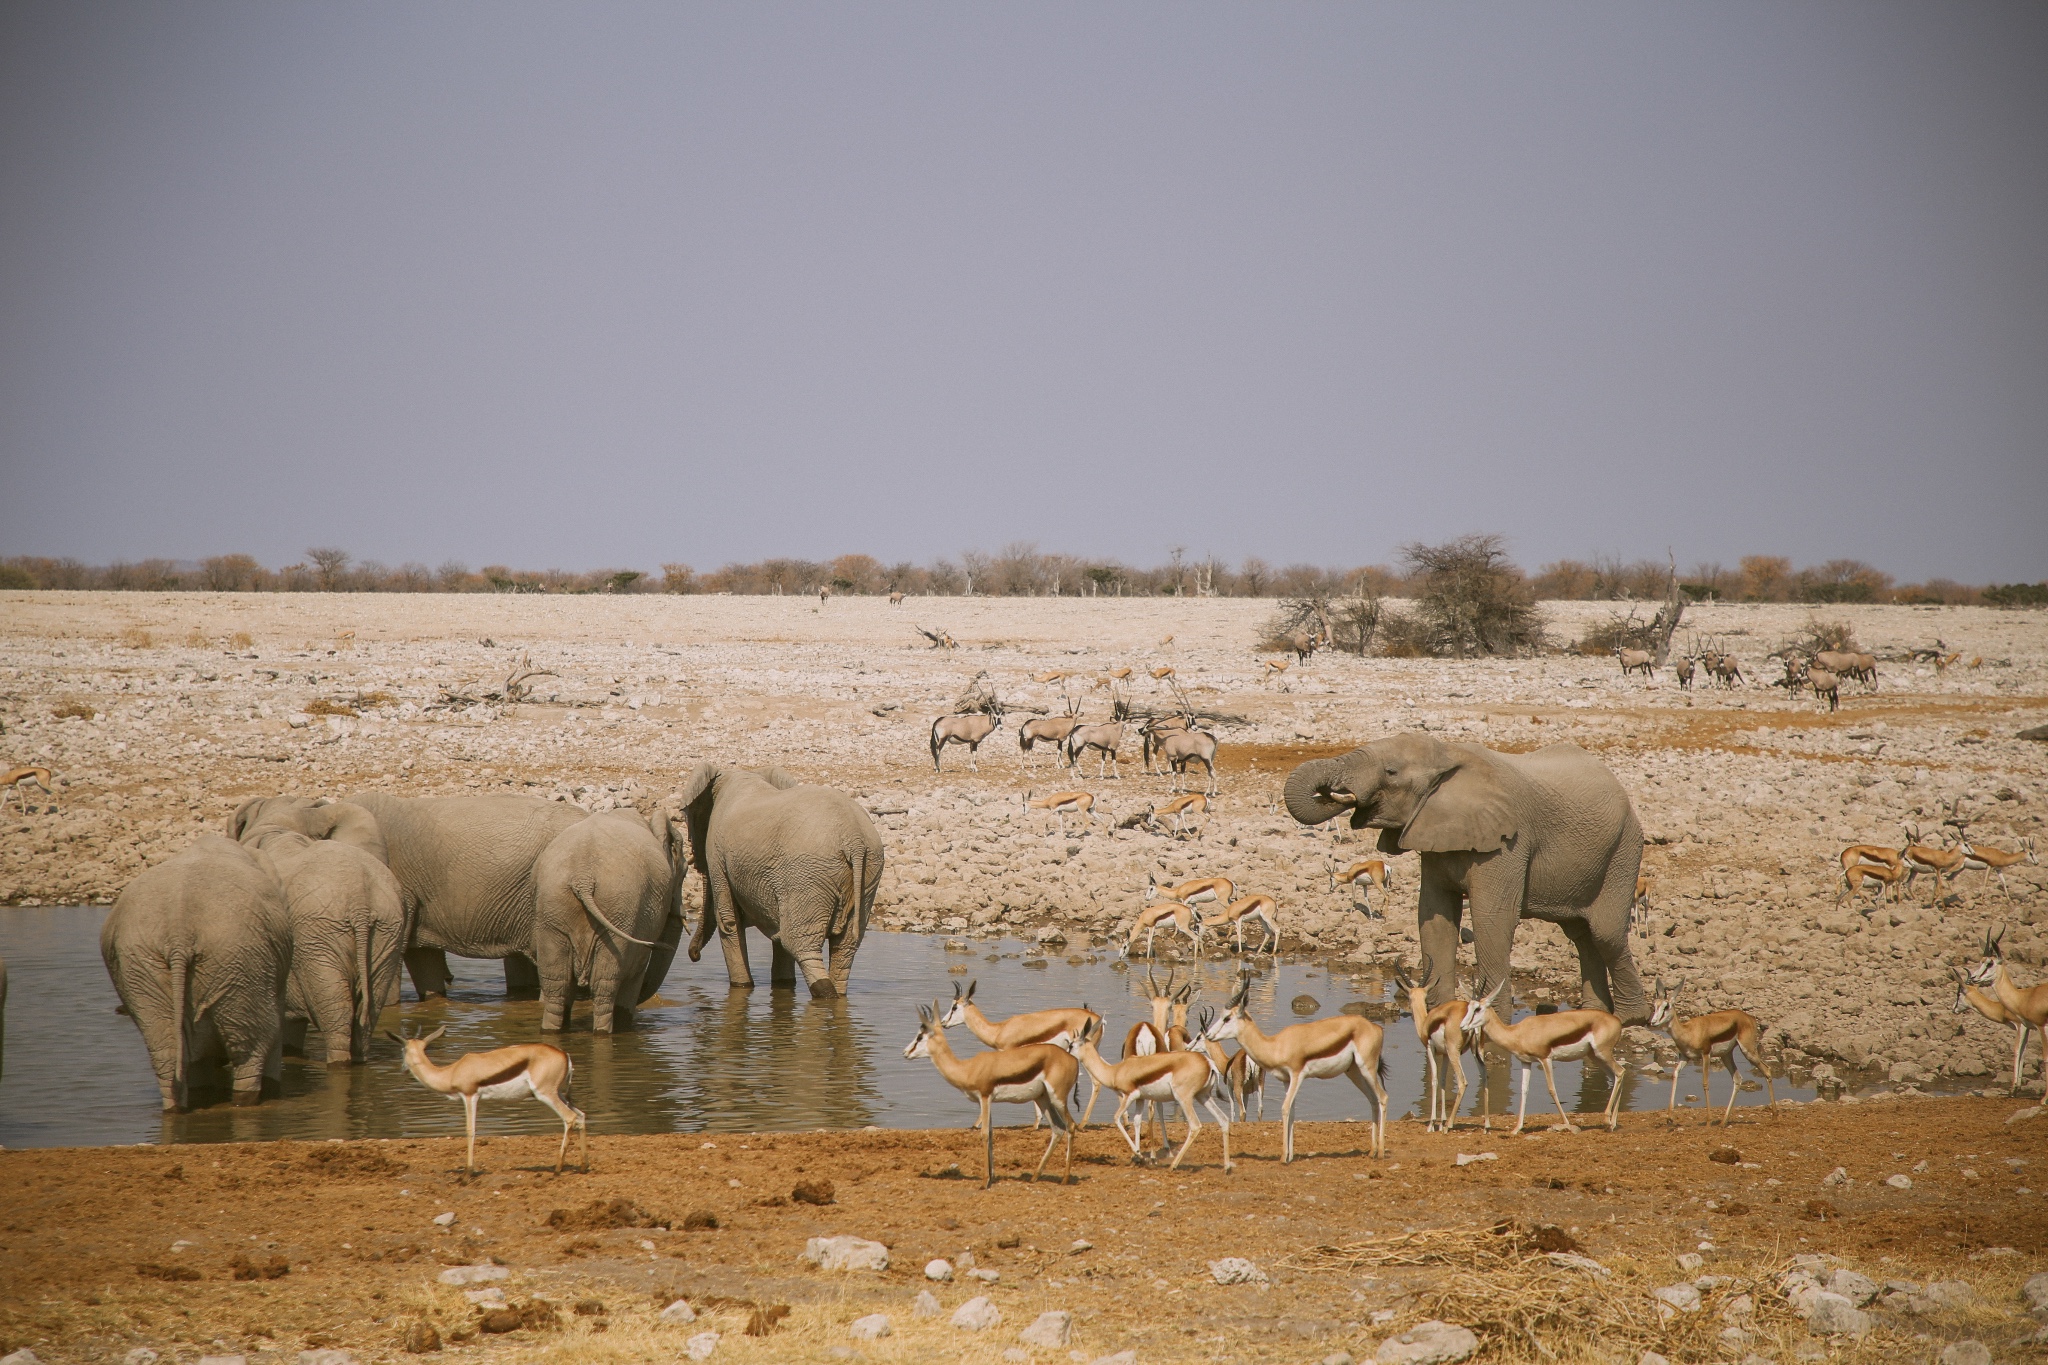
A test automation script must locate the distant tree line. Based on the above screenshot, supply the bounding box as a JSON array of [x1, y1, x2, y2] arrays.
[[0, 542, 2037, 607]]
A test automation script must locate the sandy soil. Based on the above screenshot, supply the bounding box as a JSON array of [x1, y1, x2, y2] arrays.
[[3, 592, 2044, 1089], [2, 1098, 2045, 1364]]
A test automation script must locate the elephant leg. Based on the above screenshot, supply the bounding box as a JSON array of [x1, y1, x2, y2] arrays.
[[1559, 918, 1614, 1013], [405, 947, 452, 999], [1415, 859, 1469, 1010], [1462, 852, 1524, 1008], [503, 954, 541, 1000], [707, 880, 754, 989], [1591, 831, 1650, 1023], [770, 939, 799, 989]]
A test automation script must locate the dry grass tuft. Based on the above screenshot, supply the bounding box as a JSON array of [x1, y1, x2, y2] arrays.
[[51, 695, 95, 720], [230, 630, 254, 649], [185, 627, 208, 648], [303, 697, 357, 717], [118, 625, 153, 649], [354, 689, 397, 708]]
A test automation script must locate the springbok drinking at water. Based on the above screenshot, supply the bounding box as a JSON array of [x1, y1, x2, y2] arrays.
[[389, 1027, 586, 1174]]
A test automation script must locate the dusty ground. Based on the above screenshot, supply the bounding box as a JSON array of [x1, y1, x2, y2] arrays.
[[2, 1098, 2045, 1364], [2, 592, 2044, 1087]]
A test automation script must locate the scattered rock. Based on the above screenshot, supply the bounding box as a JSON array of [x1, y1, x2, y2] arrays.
[[2023, 1271, 2048, 1314], [437, 1264, 509, 1286], [952, 1296, 1001, 1331], [1676, 1253, 1705, 1273], [124, 1352, 160, 1365], [1088, 1353, 1137, 1365], [1803, 1293, 1871, 1337], [1291, 994, 1321, 1015], [401, 1322, 441, 1354], [1637, 1354, 1670, 1365], [1004, 1350, 1029, 1364], [2009, 1106, 2044, 1125], [1453, 1152, 1496, 1166], [1322, 1355, 1356, 1365], [1653, 1284, 1702, 1315], [912, 1290, 943, 1317], [1925, 1280, 1975, 1308], [1709, 1147, 1741, 1164], [196, 1359, 245, 1365], [848, 1314, 891, 1341], [464, 1288, 506, 1307], [1827, 1269, 1879, 1306], [1, 1353, 42, 1365], [1019, 1310, 1074, 1347], [1821, 1167, 1850, 1187], [1376, 1319, 1479, 1365], [299, 1352, 356, 1365], [791, 1180, 836, 1206], [969, 1267, 1000, 1283], [1546, 1252, 1611, 1277], [1938, 1343, 1991, 1365], [925, 1258, 954, 1281], [1069, 1239, 1093, 1254], [684, 1330, 719, 1360], [1209, 1257, 1268, 1285], [660, 1300, 698, 1324], [1885, 1174, 1913, 1190], [803, 1236, 889, 1272], [432, 1211, 457, 1227]]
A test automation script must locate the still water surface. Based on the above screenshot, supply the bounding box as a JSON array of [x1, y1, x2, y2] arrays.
[[0, 907, 1801, 1148]]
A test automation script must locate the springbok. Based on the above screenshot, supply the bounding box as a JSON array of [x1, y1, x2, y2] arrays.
[[904, 1004, 1076, 1187], [1260, 659, 1289, 686], [1203, 894, 1280, 955], [1631, 875, 1653, 937], [1457, 981, 1625, 1135], [390, 1027, 586, 1174], [1393, 961, 1475, 1132], [1023, 789, 1096, 837], [1064, 721, 1126, 779], [1646, 981, 1774, 1125], [1093, 967, 1194, 1144], [1, 765, 53, 813], [940, 980, 1100, 1131], [1959, 837, 2039, 900], [1900, 836, 1968, 902], [1837, 859, 1904, 908], [1160, 728, 1219, 796], [1967, 929, 2048, 1095], [1074, 1018, 1232, 1170], [1153, 792, 1209, 837], [930, 711, 1002, 772], [1121, 900, 1202, 960], [1145, 873, 1234, 911], [1018, 716, 1081, 766], [1951, 966, 2028, 1091], [1201, 970, 1389, 1161], [1329, 858, 1392, 918]]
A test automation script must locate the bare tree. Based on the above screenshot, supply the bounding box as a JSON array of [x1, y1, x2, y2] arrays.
[[307, 547, 351, 592], [1400, 533, 1544, 657]]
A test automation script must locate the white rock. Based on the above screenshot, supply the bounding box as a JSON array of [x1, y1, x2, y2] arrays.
[[1637, 1354, 1670, 1365], [1070, 1239, 1093, 1254], [1803, 1292, 1871, 1337], [1926, 1280, 1975, 1307], [952, 1295, 1001, 1331], [685, 1330, 720, 1359], [1676, 1252, 1704, 1273], [1004, 1351, 1030, 1364], [926, 1258, 954, 1280], [463, 1288, 506, 1306], [1020, 1310, 1074, 1347], [1938, 1343, 1990, 1365], [2021, 1272, 2048, 1313], [436, 1264, 508, 1286], [1209, 1257, 1268, 1285], [1376, 1319, 1479, 1365], [1453, 1152, 1497, 1166], [970, 1267, 1001, 1283], [1321, 1354, 1356, 1365], [1088, 1354, 1137, 1365], [1827, 1269, 1879, 1305], [848, 1314, 891, 1341], [1, 1353, 41, 1365], [197, 1358, 246, 1365], [1653, 1284, 1702, 1314], [1886, 1174, 1913, 1190], [299, 1353, 356, 1365], [912, 1290, 943, 1317], [124, 1352, 160, 1365], [431, 1211, 457, 1227], [1821, 1167, 1850, 1187], [1546, 1252, 1610, 1277], [660, 1298, 698, 1323], [803, 1235, 889, 1272]]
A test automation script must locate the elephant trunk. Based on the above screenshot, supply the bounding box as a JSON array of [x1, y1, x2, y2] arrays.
[[1283, 758, 1354, 827]]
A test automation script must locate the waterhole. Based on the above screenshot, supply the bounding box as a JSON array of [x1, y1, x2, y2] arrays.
[[0, 907, 1805, 1148]]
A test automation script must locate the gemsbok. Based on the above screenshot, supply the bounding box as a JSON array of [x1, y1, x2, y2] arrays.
[[1160, 728, 1219, 796], [903, 1003, 1077, 1187], [1201, 970, 1389, 1161], [1615, 646, 1656, 678], [1064, 721, 1127, 779], [1139, 716, 1189, 775], [930, 711, 1002, 772], [1018, 715, 1081, 766], [1458, 981, 1626, 1135], [390, 1027, 586, 1174], [1646, 981, 1775, 1125]]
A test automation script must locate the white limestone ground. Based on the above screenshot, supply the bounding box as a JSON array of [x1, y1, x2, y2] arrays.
[[1, 591, 2042, 1090]]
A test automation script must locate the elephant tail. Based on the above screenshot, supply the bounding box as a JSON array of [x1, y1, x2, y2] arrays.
[[574, 886, 658, 982], [354, 917, 377, 1054], [166, 949, 191, 1103], [831, 846, 869, 941]]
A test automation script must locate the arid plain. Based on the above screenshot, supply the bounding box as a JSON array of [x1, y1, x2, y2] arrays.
[[2, 591, 2046, 1364]]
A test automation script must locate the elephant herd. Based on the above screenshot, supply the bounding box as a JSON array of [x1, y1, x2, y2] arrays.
[[101, 763, 883, 1111]]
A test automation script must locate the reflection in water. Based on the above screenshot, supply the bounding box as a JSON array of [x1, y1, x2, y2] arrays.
[[0, 910, 1809, 1148]]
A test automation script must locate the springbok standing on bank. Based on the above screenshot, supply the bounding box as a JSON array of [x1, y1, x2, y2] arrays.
[[904, 1003, 1077, 1187], [1951, 966, 2028, 1091], [1393, 961, 1475, 1132], [1022, 789, 1096, 837], [1018, 715, 1081, 766], [930, 711, 1002, 772], [1967, 929, 2048, 1095], [941, 979, 1100, 1131], [1146, 873, 1233, 912], [1160, 727, 1219, 796], [1458, 981, 1626, 1135], [1121, 899, 1203, 960], [1074, 1018, 1232, 1170], [1960, 837, 2039, 900], [1203, 894, 1281, 955], [1, 765, 53, 813], [1631, 875, 1654, 937], [1201, 970, 1389, 1161], [1901, 834, 1968, 903], [1329, 858, 1392, 918], [1064, 720, 1126, 779], [1647, 981, 1774, 1125], [390, 1026, 586, 1174]]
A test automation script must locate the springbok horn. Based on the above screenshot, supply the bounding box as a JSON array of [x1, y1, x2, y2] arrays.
[[420, 1025, 447, 1046]]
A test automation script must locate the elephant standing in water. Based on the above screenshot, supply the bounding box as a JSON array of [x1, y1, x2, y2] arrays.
[[102, 836, 292, 1108], [533, 808, 688, 1031], [1284, 734, 1649, 1023], [234, 793, 587, 998], [239, 826, 407, 1064], [680, 764, 883, 999]]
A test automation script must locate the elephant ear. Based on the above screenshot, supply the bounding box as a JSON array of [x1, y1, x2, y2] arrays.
[[676, 762, 719, 811], [227, 798, 262, 839], [1399, 750, 1518, 854], [755, 766, 801, 790]]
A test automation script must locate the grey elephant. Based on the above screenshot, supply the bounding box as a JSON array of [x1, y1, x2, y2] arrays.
[[532, 808, 688, 1032], [240, 826, 407, 1064], [237, 792, 587, 998], [102, 835, 292, 1108], [1284, 733, 1649, 1023], [680, 764, 883, 999], [228, 795, 386, 861]]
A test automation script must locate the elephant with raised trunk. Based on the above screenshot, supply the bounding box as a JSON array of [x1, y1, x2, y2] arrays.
[[680, 764, 883, 999], [102, 836, 292, 1109], [533, 808, 688, 1032], [1285, 734, 1649, 1024]]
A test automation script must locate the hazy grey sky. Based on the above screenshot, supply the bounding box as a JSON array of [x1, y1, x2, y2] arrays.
[[2, 2, 2043, 581]]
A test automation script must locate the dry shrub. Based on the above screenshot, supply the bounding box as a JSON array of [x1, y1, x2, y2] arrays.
[[118, 626, 153, 649], [228, 1253, 290, 1280], [304, 698, 357, 717], [789, 1179, 835, 1206], [184, 627, 208, 648], [51, 696, 95, 720], [355, 690, 397, 708], [230, 631, 254, 649], [1401, 534, 1546, 656], [543, 1197, 667, 1231], [1790, 615, 1857, 656], [1575, 607, 1658, 656], [1374, 610, 1435, 658], [135, 1261, 201, 1282]]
